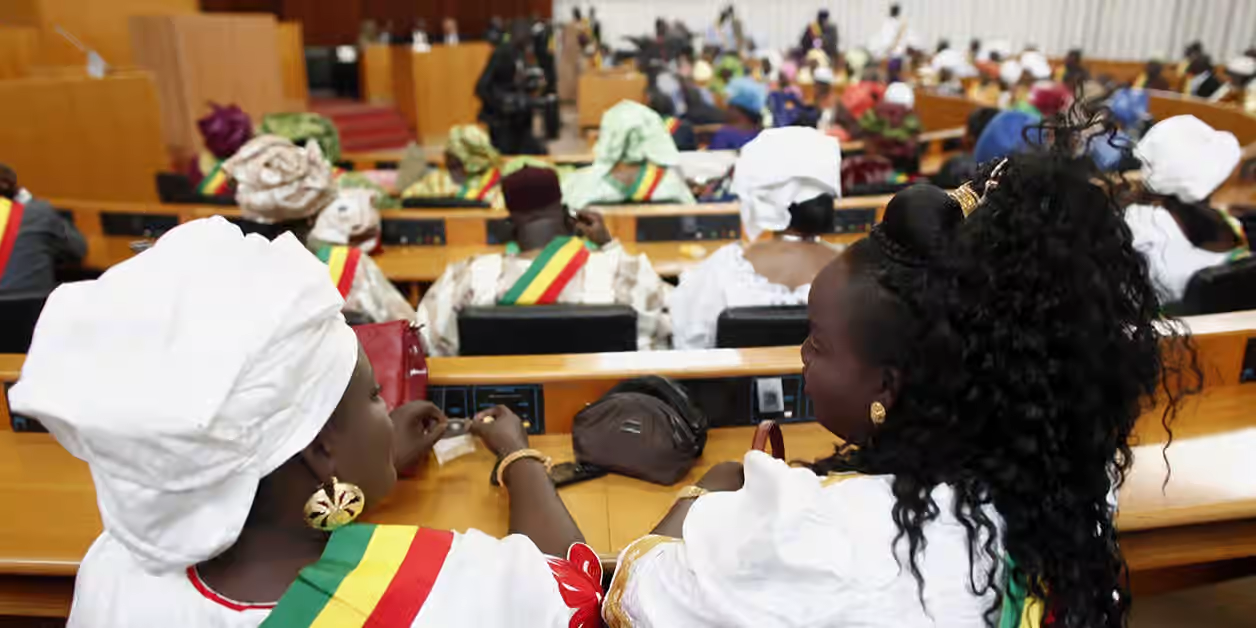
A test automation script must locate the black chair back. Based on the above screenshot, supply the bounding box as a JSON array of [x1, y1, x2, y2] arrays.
[[401, 197, 491, 209], [458, 305, 637, 356], [1177, 257, 1256, 316], [0, 290, 50, 353], [155, 173, 235, 206], [716, 306, 809, 348]]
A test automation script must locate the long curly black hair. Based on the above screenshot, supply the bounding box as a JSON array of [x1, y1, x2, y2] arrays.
[[811, 111, 1202, 627]]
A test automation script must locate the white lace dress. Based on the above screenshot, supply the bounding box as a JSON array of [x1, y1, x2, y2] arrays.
[[670, 243, 817, 350]]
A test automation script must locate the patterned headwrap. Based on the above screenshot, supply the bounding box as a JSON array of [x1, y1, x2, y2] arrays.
[[258, 113, 342, 163], [197, 103, 253, 160], [446, 125, 501, 175], [593, 100, 680, 168], [224, 135, 336, 224]]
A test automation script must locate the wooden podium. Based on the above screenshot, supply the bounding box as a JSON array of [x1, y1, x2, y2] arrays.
[[129, 14, 288, 168], [578, 70, 647, 129], [391, 43, 492, 145], [0, 72, 168, 201]]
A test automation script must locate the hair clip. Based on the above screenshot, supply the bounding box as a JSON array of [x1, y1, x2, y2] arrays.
[[984, 158, 1010, 195], [948, 182, 981, 218]]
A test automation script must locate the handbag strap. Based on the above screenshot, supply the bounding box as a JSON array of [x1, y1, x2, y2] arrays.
[[750, 420, 785, 460]]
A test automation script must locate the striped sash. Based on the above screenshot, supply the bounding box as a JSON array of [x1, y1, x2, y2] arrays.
[[499, 236, 591, 305], [627, 163, 666, 202], [259, 524, 454, 628], [316, 245, 362, 299], [998, 557, 1050, 628], [662, 116, 681, 135], [0, 198, 26, 281], [457, 169, 501, 202], [196, 160, 231, 196], [808, 22, 822, 41]]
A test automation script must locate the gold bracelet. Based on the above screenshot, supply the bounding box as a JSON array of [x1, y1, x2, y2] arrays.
[[495, 448, 553, 486], [675, 485, 709, 501]]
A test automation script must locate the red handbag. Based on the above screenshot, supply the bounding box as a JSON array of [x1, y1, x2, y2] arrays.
[[352, 320, 428, 410]]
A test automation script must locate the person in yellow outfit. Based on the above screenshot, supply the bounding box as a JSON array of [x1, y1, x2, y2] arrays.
[[402, 125, 505, 209]]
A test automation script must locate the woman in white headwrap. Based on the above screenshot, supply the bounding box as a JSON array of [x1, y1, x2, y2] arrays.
[[670, 128, 841, 349], [1125, 115, 1249, 303], [226, 135, 414, 324], [561, 100, 696, 210], [9, 217, 600, 627]]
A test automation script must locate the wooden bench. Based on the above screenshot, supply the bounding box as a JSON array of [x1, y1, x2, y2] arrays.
[[1, 310, 1254, 616]]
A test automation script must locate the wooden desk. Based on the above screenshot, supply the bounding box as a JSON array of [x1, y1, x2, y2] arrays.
[[1147, 91, 1256, 147], [392, 44, 492, 145]]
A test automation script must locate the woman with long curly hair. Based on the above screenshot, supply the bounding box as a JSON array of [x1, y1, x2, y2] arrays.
[[602, 114, 1199, 627]]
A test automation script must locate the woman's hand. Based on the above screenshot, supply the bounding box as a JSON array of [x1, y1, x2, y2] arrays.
[[470, 405, 530, 458], [573, 210, 613, 246], [391, 401, 449, 474], [696, 461, 745, 492]]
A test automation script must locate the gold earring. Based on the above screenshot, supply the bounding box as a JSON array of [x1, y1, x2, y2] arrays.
[[870, 401, 887, 425], [304, 476, 365, 532]]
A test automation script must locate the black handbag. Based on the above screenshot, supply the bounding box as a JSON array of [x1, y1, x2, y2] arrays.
[[572, 376, 708, 485]]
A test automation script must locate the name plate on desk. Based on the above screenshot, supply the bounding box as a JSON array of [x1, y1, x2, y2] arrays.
[[381, 218, 447, 246], [430, 384, 545, 434], [100, 213, 179, 238], [832, 208, 877, 234], [636, 214, 741, 242]]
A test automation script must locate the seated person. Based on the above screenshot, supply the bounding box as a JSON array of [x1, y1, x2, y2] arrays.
[[189, 103, 252, 198], [403, 125, 505, 208], [0, 163, 86, 295], [420, 165, 672, 355], [671, 128, 841, 350], [965, 74, 1003, 107], [854, 82, 921, 176], [259, 111, 343, 163], [224, 135, 413, 324], [1108, 88, 1152, 139], [832, 71, 886, 140], [1054, 48, 1090, 88], [604, 121, 1195, 628], [647, 89, 697, 151], [1134, 59, 1172, 91], [1184, 55, 1223, 100], [709, 77, 766, 151], [9, 218, 597, 626], [974, 109, 1041, 164], [562, 100, 695, 209], [1022, 81, 1071, 118], [932, 107, 999, 189], [1216, 55, 1255, 112], [1126, 115, 1248, 303]]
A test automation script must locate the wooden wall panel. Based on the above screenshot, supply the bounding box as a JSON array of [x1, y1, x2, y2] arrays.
[[394, 43, 493, 145], [0, 73, 168, 201], [131, 14, 286, 167], [0, 27, 39, 80], [35, 0, 196, 66], [277, 21, 308, 110]]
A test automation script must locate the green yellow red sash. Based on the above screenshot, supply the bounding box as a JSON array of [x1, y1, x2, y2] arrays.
[[663, 116, 681, 135], [499, 236, 592, 305], [808, 22, 822, 41], [259, 524, 453, 628], [0, 198, 25, 281], [316, 245, 362, 299], [196, 160, 231, 196], [628, 163, 666, 202], [457, 168, 501, 202]]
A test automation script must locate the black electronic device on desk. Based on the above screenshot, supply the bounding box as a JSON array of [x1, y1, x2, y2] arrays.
[[636, 214, 741, 242], [100, 213, 180, 239], [401, 197, 491, 209], [1173, 256, 1256, 316], [380, 217, 447, 246], [429, 384, 545, 434], [716, 306, 809, 348], [831, 207, 878, 233], [682, 374, 813, 428], [458, 305, 637, 356]]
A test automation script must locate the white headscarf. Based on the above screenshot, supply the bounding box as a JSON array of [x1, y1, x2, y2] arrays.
[[1000, 59, 1025, 86], [9, 217, 358, 574], [884, 82, 915, 108], [731, 127, 842, 242], [1227, 55, 1256, 78], [225, 135, 336, 224], [1136, 115, 1240, 203], [1019, 50, 1052, 80], [312, 188, 381, 250]]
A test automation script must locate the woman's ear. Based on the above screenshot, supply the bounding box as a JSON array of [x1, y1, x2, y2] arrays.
[[878, 367, 902, 412], [298, 431, 337, 484]]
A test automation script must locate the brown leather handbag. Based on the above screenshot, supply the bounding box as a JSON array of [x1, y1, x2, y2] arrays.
[[572, 376, 708, 485], [352, 320, 428, 411]]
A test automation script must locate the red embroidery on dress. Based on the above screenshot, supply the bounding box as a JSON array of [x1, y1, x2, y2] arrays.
[[547, 542, 604, 628]]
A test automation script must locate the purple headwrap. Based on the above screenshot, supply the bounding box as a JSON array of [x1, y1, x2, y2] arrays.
[[198, 103, 254, 160]]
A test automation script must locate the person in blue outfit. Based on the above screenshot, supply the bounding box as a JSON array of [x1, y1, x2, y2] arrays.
[[710, 77, 766, 151]]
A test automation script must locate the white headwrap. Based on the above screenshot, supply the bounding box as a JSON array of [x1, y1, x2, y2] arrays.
[[1000, 59, 1025, 86], [312, 188, 381, 249], [224, 135, 336, 224], [9, 217, 358, 573], [1019, 50, 1052, 80], [731, 127, 842, 242], [884, 82, 915, 108], [1227, 55, 1256, 78], [1136, 115, 1241, 203]]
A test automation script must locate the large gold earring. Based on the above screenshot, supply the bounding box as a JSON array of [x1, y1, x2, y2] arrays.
[[870, 401, 887, 425], [304, 476, 365, 532]]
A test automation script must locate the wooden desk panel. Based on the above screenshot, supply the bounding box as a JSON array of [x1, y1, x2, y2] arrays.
[[277, 22, 308, 111], [361, 44, 394, 106], [1147, 91, 1256, 147], [578, 72, 647, 129], [393, 44, 492, 145], [0, 26, 37, 80]]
